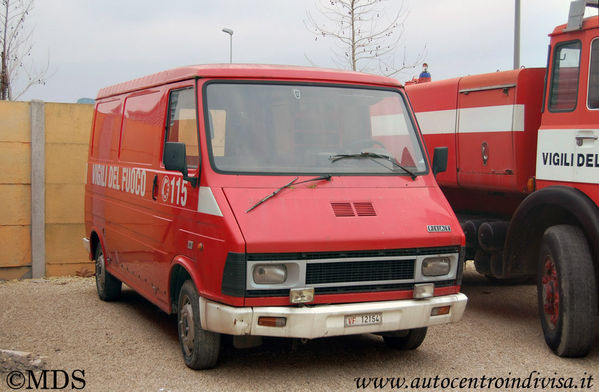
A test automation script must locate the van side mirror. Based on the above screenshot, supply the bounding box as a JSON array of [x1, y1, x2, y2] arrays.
[[164, 142, 198, 187], [432, 147, 448, 177]]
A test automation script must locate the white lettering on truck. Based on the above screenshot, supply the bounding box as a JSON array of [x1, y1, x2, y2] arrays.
[[92, 163, 146, 197], [121, 167, 147, 197], [536, 129, 599, 184], [91, 163, 191, 205], [107, 166, 120, 190], [92, 164, 107, 187], [160, 175, 188, 207]]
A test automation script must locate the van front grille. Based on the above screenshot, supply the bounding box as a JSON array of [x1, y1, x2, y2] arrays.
[[306, 259, 414, 284], [223, 246, 462, 298]]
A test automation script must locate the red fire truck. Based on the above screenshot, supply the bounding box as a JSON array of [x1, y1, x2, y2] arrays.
[[407, 0, 599, 357], [83, 64, 467, 369]]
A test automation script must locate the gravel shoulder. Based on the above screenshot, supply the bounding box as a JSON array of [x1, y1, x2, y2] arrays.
[[1, 262, 598, 392]]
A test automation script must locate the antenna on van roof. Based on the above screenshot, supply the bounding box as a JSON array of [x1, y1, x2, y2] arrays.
[[565, 0, 598, 32]]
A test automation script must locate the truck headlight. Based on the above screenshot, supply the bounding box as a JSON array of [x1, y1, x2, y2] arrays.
[[253, 264, 287, 284], [422, 257, 451, 276]]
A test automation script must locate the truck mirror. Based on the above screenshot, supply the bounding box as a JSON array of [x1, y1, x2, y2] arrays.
[[164, 142, 188, 174], [432, 147, 448, 176], [164, 142, 198, 187]]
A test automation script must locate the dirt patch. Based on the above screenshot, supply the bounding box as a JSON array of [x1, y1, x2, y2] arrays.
[[0, 264, 598, 392], [0, 350, 47, 373]]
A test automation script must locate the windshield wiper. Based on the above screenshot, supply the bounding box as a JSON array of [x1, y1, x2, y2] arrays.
[[246, 175, 332, 213], [329, 152, 417, 180]]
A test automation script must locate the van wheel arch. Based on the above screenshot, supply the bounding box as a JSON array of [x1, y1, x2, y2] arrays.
[[170, 263, 193, 314], [90, 231, 101, 260]]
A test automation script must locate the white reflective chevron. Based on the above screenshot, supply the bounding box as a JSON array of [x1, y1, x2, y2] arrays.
[[197, 186, 223, 216]]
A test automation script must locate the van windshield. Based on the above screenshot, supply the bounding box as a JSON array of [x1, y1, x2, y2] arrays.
[[204, 82, 427, 175]]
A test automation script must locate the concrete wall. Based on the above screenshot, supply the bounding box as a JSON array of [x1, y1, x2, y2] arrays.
[[0, 100, 94, 280]]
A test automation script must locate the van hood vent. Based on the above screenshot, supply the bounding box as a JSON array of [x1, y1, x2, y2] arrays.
[[331, 201, 376, 217], [354, 201, 377, 216]]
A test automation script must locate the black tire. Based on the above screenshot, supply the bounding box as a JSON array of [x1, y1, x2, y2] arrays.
[[383, 327, 427, 350], [95, 245, 121, 301], [537, 225, 597, 357], [177, 280, 221, 369]]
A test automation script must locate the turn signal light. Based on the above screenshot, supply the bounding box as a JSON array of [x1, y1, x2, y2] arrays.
[[527, 177, 536, 193], [258, 316, 287, 327], [431, 306, 451, 316]]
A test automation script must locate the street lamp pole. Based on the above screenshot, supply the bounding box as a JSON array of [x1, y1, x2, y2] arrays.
[[222, 28, 233, 63], [514, 0, 520, 69]]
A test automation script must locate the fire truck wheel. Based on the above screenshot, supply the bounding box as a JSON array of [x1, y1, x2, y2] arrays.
[[177, 280, 221, 369], [94, 245, 121, 301], [383, 327, 427, 350], [537, 225, 597, 357]]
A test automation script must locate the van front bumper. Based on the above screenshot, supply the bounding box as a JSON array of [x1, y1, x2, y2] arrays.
[[199, 293, 467, 339], [82, 237, 91, 257]]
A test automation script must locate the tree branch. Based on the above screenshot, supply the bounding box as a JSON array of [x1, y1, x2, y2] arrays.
[[305, 0, 422, 76]]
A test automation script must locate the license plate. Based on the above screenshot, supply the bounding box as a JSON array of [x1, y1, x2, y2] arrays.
[[344, 312, 382, 327]]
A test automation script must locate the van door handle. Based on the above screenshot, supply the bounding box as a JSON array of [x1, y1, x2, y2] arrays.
[[575, 135, 597, 146], [152, 175, 158, 200]]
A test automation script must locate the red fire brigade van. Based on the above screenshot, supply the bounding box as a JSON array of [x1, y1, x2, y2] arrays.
[[83, 64, 467, 369], [407, 1, 599, 357]]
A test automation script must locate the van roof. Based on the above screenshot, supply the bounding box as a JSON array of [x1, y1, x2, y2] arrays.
[[96, 64, 402, 99]]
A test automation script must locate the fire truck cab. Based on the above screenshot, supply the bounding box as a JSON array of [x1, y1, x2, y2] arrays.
[[407, 0, 599, 357]]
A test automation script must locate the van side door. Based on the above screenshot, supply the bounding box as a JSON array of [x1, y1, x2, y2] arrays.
[[151, 85, 203, 294]]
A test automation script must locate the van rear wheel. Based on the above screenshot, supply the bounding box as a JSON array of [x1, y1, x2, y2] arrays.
[[177, 280, 221, 369], [383, 327, 427, 350], [537, 225, 597, 357], [95, 245, 121, 301]]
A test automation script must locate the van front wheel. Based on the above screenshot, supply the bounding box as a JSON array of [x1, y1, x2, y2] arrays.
[[177, 280, 221, 369], [383, 327, 427, 350]]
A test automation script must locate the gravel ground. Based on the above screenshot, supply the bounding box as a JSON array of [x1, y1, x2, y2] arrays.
[[1, 262, 598, 392]]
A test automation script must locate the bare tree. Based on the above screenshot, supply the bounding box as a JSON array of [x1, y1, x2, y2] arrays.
[[306, 0, 424, 77], [1, 0, 48, 101]]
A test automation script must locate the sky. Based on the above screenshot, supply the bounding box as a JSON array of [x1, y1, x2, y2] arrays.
[[12, 0, 598, 103]]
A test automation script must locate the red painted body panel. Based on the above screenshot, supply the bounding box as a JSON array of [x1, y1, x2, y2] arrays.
[[407, 68, 545, 216], [406, 78, 460, 187], [223, 182, 461, 254]]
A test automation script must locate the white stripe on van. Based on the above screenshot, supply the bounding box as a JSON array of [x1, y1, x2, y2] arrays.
[[198, 186, 223, 216]]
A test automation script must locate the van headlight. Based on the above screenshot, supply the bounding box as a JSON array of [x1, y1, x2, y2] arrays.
[[422, 257, 451, 276], [253, 264, 287, 284]]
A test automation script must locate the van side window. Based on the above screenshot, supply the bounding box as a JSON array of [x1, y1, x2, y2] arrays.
[[588, 39, 599, 109], [165, 88, 199, 169], [549, 41, 581, 112], [120, 90, 164, 165], [92, 99, 122, 160]]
